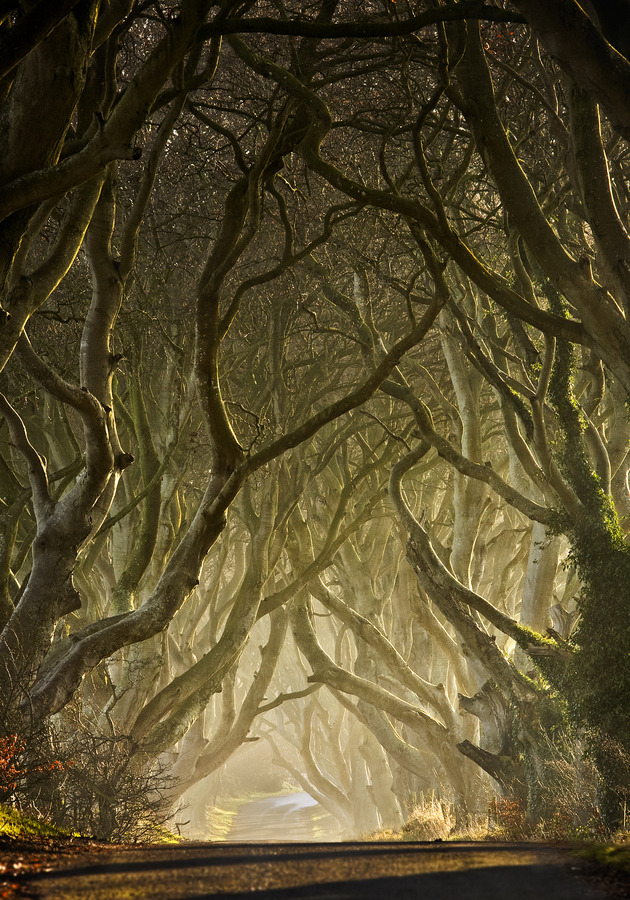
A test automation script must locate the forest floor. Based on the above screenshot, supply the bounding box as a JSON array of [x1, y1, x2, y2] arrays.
[[1, 837, 629, 899]]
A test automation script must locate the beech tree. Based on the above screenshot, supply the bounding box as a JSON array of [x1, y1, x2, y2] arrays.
[[2, 0, 630, 837]]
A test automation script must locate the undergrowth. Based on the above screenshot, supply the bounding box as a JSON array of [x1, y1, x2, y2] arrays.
[[366, 795, 630, 844], [575, 841, 630, 875], [0, 804, 73, 842]]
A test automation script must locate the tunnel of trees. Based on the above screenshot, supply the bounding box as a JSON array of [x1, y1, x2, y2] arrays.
[[2, 0, 630, 841]]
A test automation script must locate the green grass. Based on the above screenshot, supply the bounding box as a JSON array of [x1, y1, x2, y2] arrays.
[[0, 805, 185, 845], [204, 802, 239, 841], [574, 842, 630, 875], [0, 804, 74, 841], [144, 824, 183, 845]]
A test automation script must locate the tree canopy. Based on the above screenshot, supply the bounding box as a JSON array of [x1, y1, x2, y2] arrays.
[[2, 0, 630, 839]]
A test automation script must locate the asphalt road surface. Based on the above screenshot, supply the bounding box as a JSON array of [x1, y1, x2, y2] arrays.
[[227, 792, 340, 842], [17, 841, 616, 899]]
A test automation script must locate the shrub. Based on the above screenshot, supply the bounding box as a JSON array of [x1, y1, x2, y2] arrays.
[[400, 797, 454, 841], [0, 733, 67, 805], [0, 735, 25, 799], [0, 714, 176, 842], [488, 797, 528, 840], [46, 723, 177, 842]]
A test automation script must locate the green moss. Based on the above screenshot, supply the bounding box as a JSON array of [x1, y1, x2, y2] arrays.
[[508, 388, 534, 439], [543, 284, 630, 826], [0, 805, 183, 844], [0, 804, 76, 840]]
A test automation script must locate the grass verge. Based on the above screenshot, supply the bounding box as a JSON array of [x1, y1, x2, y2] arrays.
[[573, 842, 630, 874], [0, 805, 73, 842]]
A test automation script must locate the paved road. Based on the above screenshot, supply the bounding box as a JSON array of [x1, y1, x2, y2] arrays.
[[227, 792, 341, 842], [18, 841, 614, 899]]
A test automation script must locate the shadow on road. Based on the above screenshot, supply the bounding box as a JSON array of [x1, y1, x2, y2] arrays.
[[19, 841, 612, 899], [181, 866, 596, 900], [22, 841, 547, 882]]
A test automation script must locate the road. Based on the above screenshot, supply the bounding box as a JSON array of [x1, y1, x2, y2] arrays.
[[227, 792, 341, 842], [16, 841, 615, 899]]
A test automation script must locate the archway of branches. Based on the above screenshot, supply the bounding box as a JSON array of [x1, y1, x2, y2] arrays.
[[2, 0, 630, 839]]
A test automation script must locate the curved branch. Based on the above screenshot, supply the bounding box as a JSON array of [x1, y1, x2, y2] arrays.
[[16, 332, 113, 497], [230, 36, 589, 351], [456, 738, 522, 793], [0, 393, 52, 520], [388, 445, 551, 694], [291, 593, 449, 744], [248, 296, 444, 471], [509, 0, 630, 142], [455, 22, 630, 393], [0, 0, 84, 82], [384, 381, 554, 525], [200, 4, 525, 41], [0, 0, 212, 219], [118, 91, 188, 281], [310, 579, 459, 733]]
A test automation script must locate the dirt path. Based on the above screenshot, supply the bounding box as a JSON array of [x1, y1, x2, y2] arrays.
[[12, 841, 620, 899]]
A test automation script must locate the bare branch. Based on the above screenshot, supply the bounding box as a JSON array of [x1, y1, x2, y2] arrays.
[[0, 393, 52, 520]]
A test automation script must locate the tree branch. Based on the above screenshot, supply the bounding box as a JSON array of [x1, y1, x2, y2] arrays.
[[0, 393, 52, 520]]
